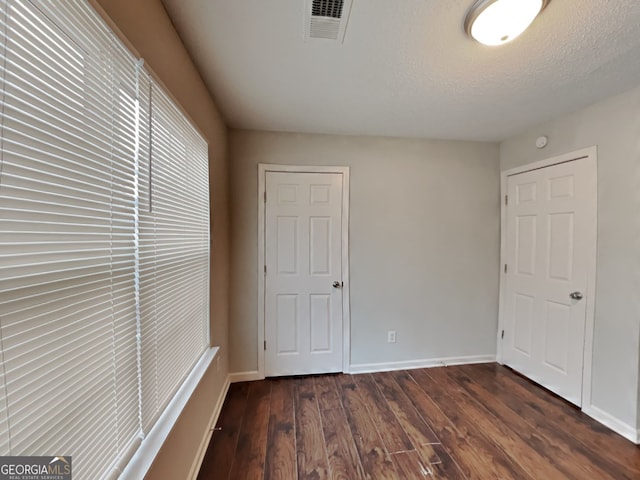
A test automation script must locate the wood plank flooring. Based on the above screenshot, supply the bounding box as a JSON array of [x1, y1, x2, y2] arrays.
[[197, 363, 640, 479]]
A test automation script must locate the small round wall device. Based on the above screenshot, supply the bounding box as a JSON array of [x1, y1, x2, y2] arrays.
[[536, 135, 548, 149]]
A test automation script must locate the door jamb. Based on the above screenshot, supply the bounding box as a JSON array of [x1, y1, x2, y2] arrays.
[[257, 164, 351, 379], [497, 146, 598, 410]]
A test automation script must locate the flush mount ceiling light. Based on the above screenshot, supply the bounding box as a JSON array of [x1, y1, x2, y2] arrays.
[[464, 0, 549, 46]]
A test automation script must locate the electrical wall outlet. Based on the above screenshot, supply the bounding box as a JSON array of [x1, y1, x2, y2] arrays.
[[387, 330, 396, 343]]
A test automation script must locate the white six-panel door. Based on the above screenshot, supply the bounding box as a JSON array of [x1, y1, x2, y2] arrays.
[[264, 172, 344, 376], [503, 156, 596, 406]]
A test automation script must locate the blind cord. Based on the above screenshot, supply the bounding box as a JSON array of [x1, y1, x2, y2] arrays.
[[148, 82, 153, 214], [0, 2, 12, 456], [133, 57, 145, 442]]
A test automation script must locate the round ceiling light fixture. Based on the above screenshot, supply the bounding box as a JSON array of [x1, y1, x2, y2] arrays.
[[464, 0, 549, 46]]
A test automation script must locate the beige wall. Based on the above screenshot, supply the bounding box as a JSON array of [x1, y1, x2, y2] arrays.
[[92, 1, 229, 478], [500, 85, 640, 430], [229, 131, 501, 374]]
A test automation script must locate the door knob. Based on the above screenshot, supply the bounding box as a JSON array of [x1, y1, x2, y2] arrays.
[[569, 291, 583, 300], [332, 281, 343, 288]]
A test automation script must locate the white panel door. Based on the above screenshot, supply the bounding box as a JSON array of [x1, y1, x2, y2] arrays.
[[503, 157, 596, 406], [265, 172, 343, 376]]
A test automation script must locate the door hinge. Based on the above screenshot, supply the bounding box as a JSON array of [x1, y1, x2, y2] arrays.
[[264, 191, 267, 203], [501, 330, 505, 339], [504, 264, 508, 274], [264, 265, 267, 274], [505, 194, 508, 206], [264, 340, 266, 350]]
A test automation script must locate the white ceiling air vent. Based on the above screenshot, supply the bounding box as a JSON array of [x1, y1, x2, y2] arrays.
[[304, 0, 353, 43]]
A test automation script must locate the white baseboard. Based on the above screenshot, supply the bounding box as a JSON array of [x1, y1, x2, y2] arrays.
[[349, 354, 496, 374], [187, 375, 231, 480], [229, 370, 262, 383], [582, 404, 640, 444]]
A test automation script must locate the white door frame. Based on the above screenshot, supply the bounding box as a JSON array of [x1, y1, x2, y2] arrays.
[[257, 164, 351, 379], [497, 146, 598, 410]]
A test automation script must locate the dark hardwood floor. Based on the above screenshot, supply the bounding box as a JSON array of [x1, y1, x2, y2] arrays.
[[197, 363, 640, 479]]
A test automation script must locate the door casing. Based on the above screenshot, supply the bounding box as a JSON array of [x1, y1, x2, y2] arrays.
[[497, 146, 598, 410], [258, 164, 351, 379]]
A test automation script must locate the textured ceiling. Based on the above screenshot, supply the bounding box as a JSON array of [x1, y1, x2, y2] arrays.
[[161, 0, 640, 142]]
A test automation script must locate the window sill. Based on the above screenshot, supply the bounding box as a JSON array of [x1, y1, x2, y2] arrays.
[[120, 346, 220, 479]]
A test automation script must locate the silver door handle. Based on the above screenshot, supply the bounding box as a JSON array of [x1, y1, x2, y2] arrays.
[[569, 291, 583, 300], [332, 281, 343, 288]]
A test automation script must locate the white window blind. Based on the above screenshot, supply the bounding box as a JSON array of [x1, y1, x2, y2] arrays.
[[0, 0, 146, 477], [140, 84, 210, 432], [0, 1, 210, 479]]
